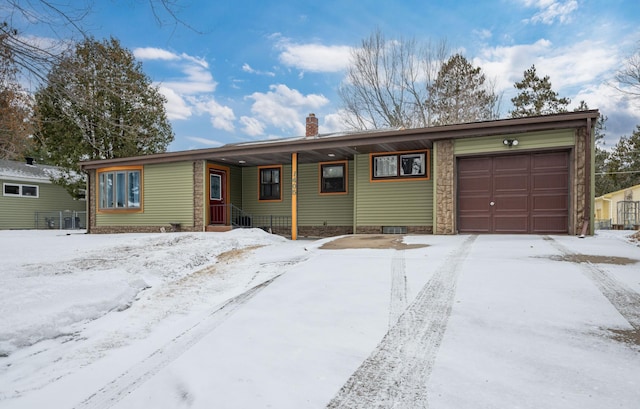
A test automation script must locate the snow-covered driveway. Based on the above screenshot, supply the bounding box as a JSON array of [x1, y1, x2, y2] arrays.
[[1, 230, 639, 408]]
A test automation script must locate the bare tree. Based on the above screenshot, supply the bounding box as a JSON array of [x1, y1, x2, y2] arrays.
[[615, 44, 640, 97], [1, 1, 190, 87], [338, 29, 449, 130]]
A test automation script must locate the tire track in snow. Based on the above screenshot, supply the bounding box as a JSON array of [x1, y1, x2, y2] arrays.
[[74, 275, 281, 409], [327, 235, 477, 409], [543, 236, 640, 330], [388, 250, 408, 329]]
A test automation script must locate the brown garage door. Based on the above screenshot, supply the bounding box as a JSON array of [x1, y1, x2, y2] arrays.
[[457, 151, 569, 234]]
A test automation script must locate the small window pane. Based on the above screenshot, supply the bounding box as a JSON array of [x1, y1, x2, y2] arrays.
[[210, 174, 222, 200], [22, 186, 38, 196], [115, 172, 126, 207], [400, 153, 425, 176], [323, 165, 343, 178], [373, 155, 397, 178], [4, 184, 20, 195], [128, 171, 140, 207]]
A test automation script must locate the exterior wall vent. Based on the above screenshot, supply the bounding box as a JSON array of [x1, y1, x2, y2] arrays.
[[382, 226, 407, 234]]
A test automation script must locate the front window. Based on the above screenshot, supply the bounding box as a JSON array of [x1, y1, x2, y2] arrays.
[[320, 162, 347, 194], [3, 183, 39, 198], [98, 168, 142, 209], [371, 150, 429, 180], [259, 166, 281, 201]]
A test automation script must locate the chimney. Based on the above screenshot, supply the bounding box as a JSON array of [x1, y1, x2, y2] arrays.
[[305, 113, 318, 138]]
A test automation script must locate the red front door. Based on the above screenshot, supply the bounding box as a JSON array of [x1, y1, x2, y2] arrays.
[[209, 169, 227, 224]]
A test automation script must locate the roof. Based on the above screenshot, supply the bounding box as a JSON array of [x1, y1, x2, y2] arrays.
[[0, 159, 63, 184], [80, 110, 600, 170], [595, 183, 640, 200]]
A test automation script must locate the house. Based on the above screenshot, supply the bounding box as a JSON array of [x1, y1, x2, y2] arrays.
[[0, 158, 86, 229], [594, 183, 640, 229], [79, 110, 599, 238]]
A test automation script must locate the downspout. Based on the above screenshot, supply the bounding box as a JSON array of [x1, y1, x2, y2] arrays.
[[581, 118, 593, 237], [291, 153, 298, 240], [353, 155, 357, 234]]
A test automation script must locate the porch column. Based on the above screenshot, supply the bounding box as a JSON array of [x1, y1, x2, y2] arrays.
[[291, 152, 298, 240]]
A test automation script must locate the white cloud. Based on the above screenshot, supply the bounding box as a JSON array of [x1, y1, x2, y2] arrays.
[[242, 63, 275, 77], [521, 0, 579, 25], [192, 97, 236, 132], [133, 47, 180, 61], [240, 116, 266, 137], [185, 136, 224, 147], [158, 86, 192, 120], [244, 84, 330, 136], [274, 37, 352, 72]]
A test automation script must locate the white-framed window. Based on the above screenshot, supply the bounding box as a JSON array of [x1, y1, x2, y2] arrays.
[[3, 183, 39, 198], [98, 168, 142, 210]]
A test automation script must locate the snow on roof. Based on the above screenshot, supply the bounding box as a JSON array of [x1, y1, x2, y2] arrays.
[[0, 159, 67, 184]]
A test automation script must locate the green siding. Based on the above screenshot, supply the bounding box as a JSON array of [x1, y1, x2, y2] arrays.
[[0, 179, 85, 229], [297, 162, 354, 226], [454, 130, 575, 155], [354, 154, 433, 226], [241, 165, 292, 216], [229, 165, 243, 208], [96, 162, 194, 226]]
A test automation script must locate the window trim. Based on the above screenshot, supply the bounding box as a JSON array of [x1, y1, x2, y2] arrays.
[[319, 160, 348, 195], [3, 183, 39, 198], [96, 166, 144, 213], [258, 165, 283, 202], [369, 150, 430, 182]]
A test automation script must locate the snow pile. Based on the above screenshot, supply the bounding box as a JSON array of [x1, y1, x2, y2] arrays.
[[0, 229, 288, 356]]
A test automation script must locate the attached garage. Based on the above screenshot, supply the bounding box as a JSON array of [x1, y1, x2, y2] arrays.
[[457, 151, 570, 234]]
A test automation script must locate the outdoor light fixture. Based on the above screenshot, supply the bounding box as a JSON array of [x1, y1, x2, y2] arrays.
[[503, 138, 519, 147]]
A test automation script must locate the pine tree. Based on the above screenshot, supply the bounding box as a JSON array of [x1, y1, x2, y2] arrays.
[[510, 64, 570, 118], [427, 54, 499, 125], [34, 37, 174, 197]]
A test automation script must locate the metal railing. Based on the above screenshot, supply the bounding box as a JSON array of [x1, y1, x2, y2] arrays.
[[35, 211, 86, 230], [209, 204, 291, 235]]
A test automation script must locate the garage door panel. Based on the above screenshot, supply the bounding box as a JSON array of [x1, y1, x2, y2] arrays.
[[532, 194, 568, 211], [493, 155, 529, 172], [495, 195, 529, 212], [494, 215, 529, 233], [458, 196, 490, 211], [532, 215, 569, 233], [458, 175, 491, 192], [494, 174, 528, 192], [458, 216, 491, 233], [532, 152, 568, 170], [459, 157, 492, 172], [532, 173, 568, 190]]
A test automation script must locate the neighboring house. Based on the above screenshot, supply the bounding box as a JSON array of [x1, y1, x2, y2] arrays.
[[79, 111, 599, 238], [0, 158, 86, 230], [594, 183, 640, 229]]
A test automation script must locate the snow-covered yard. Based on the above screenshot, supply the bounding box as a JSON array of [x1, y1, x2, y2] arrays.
[[1, 229, 639, 408]]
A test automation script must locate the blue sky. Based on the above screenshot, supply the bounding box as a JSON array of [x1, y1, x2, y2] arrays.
[[11, 0, 640, 151]]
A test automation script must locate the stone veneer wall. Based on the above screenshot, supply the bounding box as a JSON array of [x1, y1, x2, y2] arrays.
[[434, 140, 455, 234], [355, 226, 433, 234], [298, 225, 352, 238], [193, 160, 205, 231], [88, 169, 97, 232], [574, 126, 589, 235]]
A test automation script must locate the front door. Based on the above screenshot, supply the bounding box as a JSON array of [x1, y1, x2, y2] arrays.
[[209, 169, 227, 224]]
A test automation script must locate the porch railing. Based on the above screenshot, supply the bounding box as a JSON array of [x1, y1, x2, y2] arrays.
[[209, 204, 291, 235]]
